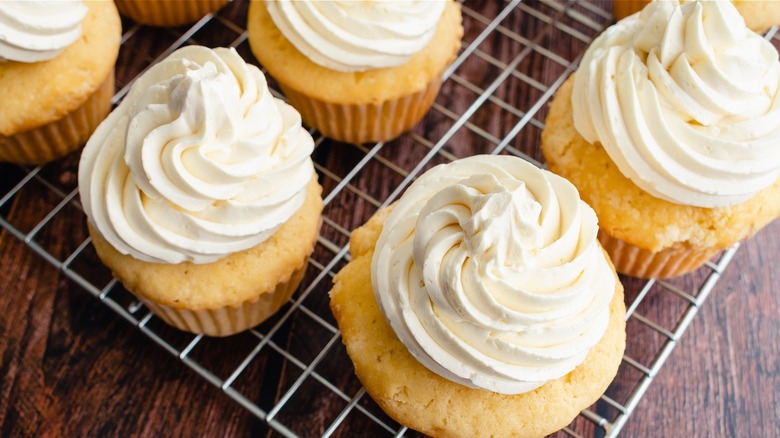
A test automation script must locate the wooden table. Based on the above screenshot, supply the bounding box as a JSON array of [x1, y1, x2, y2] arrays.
[[1, 1, 778, 436]]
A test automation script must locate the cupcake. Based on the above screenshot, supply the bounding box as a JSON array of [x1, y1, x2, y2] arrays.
[[542, 0, 780, 279], [114, 0, 229, 27], [78, 46, 323, 337], [0, 0, 120, 164], [329, 155, 626, 437], [614, 0, 780, 34], [247, 0, 463, 144]]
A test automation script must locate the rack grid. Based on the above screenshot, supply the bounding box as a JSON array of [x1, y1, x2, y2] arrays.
[[1, 1, 775, 436]]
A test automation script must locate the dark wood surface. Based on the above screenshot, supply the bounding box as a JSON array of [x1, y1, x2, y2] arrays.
[[1, 1, 779, 436]]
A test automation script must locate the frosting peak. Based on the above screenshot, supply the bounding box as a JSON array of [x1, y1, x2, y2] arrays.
[[0, 0, 87, 63], [264, 0, 446, 72], [573, 0, 780, 208], [372, 155, 615, 394], [79, 46, 315, 264], [422, 174, 545, 274]]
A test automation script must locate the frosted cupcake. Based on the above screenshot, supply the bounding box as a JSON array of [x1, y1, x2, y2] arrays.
[[329, 155, 626, 437], [614, 0, 780, 34], [114, 0, 229, 27], [79, 46, 323, 337], [247, 0, 463, 143], [542, 0, 780, 278], [0, 0, 120, 164]]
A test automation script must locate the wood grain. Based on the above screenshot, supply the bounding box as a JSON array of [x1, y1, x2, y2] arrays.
[[1, 1, 778, 436]]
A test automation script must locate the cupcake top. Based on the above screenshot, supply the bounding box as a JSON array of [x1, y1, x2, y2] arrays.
[[79, 45, 315, 265], [371, 155, 615, 394], [573, 0, 780, 208], [0, 0, 87, 63], [264, 0, 446, 72]]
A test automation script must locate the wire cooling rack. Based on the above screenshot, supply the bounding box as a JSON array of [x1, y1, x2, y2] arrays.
[[2, 0, 777, 436]]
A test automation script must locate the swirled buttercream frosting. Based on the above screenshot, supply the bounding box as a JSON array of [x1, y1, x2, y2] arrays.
[[371, 155, 615, 394], [0, 0, 87, 63], [264, 0, 446, 72], [79, 46, 315, 264], [573, 0, 780, 208]]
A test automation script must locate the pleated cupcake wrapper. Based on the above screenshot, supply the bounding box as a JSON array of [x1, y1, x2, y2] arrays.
[[114, 0, 229, 27], [0, 72, 114, 165], [279, 75, 443, 144], [138, 260, 309, 337], [598, 230, 720, 279]]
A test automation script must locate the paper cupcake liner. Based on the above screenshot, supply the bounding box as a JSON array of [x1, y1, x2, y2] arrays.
[[139, 260, 309, 337], [279, 75, 443, 144], [114, 0, 229, 27], [598, 231, 720, 279], [0, 71, 114, 165]]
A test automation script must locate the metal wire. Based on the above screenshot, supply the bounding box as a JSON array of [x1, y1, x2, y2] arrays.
[[0, 1, 771, 436]]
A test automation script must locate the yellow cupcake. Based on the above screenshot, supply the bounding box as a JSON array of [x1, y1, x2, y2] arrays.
[[114, 0, 229, 27], [79, 46, 323, 336], [543, 78, 780, 279], [247, 0, 463, 144], [330, 156, 626, 437], [0, 1, 121, 164], [89, 178, 322, 337], [542, 1, 780, 278]]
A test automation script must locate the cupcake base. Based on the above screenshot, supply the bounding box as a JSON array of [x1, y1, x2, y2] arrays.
[[114, 0, 229, 27], [140, 261, 308, 337], [598, 231, 720, 279], [329, 206, 626, 438], [279, 76, 442, 144], [0, 72, 114, 165]]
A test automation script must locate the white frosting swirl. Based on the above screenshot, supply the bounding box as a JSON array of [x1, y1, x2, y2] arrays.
[[79, 46, 315, 264], [372, 155, 615, 394], [264, 0, 446, 72], [0, 0, 87, 63], [573, 0, 780, 208]]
